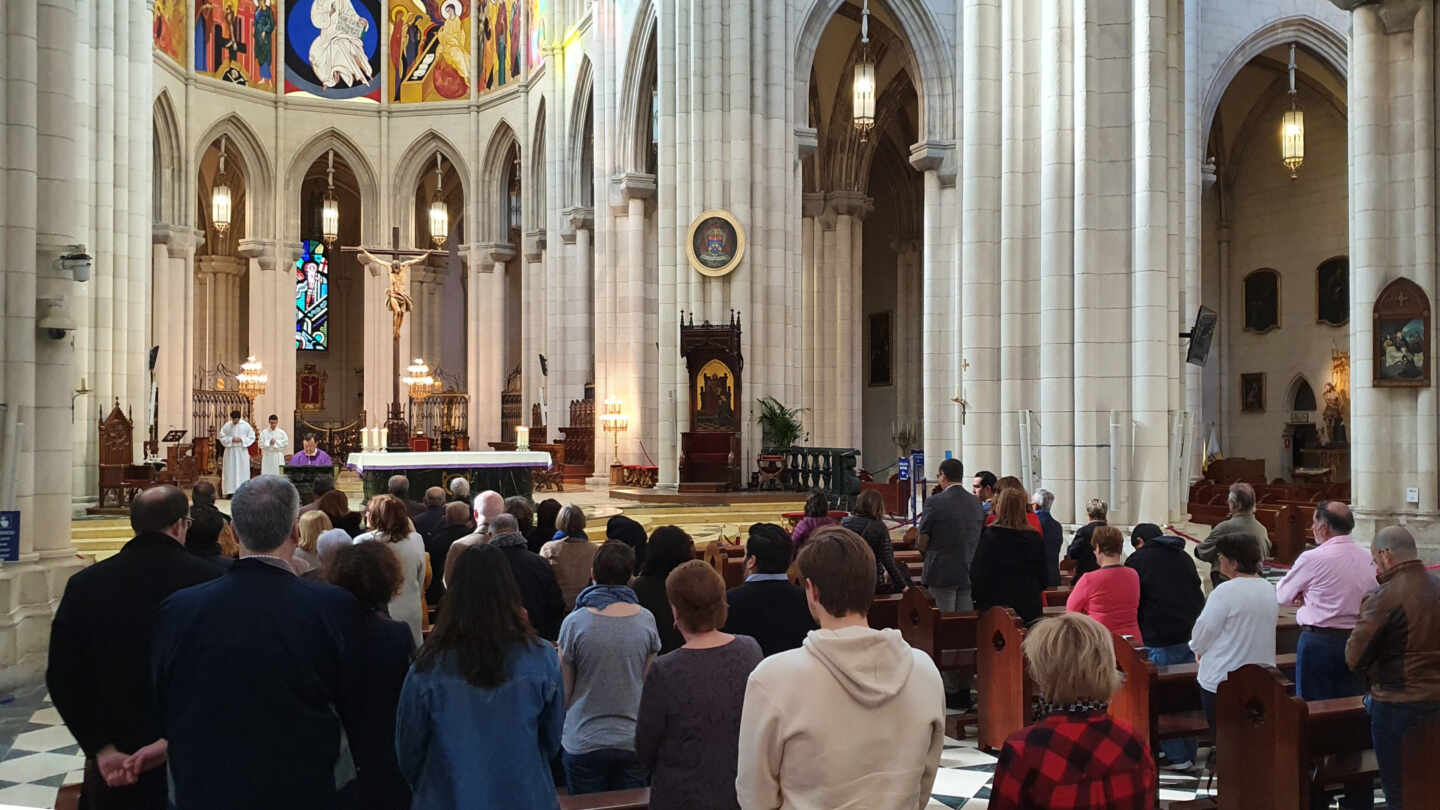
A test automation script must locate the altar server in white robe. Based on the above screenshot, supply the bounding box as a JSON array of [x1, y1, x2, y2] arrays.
[[219, 410, 255, 496], [258, 414, 289, 476]]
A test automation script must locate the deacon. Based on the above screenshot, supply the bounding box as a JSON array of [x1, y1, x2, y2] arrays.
[[218, 410, 255, 497], [289, 433, 333, 467], [258, 415, 289, 477]]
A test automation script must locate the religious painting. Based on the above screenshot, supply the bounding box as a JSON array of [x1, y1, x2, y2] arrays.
[[1317, 257, 1349, 326], [528, 0, 547, 68], [1243, 268, 1280, 333], [388, 0, 471, 102], [477, 0, 522, 94], [298, 364, 327, 411], [296, 240, 330, 350], [285, 0, 383, 101], [685, 210, 746, 278], [694, 358, 736, 430], [868, 311, 892, 387], [1373, 276, 1431, 387], [195, 0, 277, 91], [1240, 373, 1265, 413], [154, 0, 188, 65]]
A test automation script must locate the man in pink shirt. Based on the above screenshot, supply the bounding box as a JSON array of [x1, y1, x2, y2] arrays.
[[1275, 501, 1376, 704]]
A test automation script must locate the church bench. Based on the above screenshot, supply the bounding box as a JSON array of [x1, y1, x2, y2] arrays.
[[1041, 587, 1071, 607], [975, 607, 1032, 751], [1214, 664, 1380, 810], [897, 587, 979, 675], [558, 787, 650, 809], [1404, 717, 1440, 803], [868, 592, 904, 629], [703, 541, 747, 589]]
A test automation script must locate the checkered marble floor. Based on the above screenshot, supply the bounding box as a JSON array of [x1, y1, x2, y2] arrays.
[[0, 688, 1385, 809]]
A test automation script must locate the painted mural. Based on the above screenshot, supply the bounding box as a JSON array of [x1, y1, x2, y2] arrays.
[[478, 0, 522, 94], [527, 0, 546, 68], [285, 0, 383, 101], [388, 0, 471, 102], [194, 0, 278, 91], [154, 0, 188, 64]]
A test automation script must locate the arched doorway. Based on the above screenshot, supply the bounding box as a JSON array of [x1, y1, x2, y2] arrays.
[[1201, 41, 1348, 484]]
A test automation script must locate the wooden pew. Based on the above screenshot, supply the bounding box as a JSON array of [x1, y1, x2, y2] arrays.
[[1404, 717, 1440, 806], [868, 592, 904, 630], [559, 788, 650, 810], [1041, 587, 1071, 608], [975, 607, 1032, 751], [1215, 664, 1375, 810], [898, 587, 980, 737], [704, 541, 747, 589]]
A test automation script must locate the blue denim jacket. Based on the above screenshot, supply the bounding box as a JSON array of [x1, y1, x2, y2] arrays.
[[395, 642, 564, 809]]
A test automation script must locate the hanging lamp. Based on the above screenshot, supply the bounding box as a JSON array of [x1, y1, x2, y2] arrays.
[[1281, 44, 1305, 180], [321, 150, 340, 244], [211, 136, 232, 235], [429, 152, 449, 247], [852, 0, 876, 136]]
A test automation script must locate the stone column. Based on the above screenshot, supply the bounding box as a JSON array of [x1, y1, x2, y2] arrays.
[[615, 175, 655, 466], [239, 239, 280, 421], [1040, 0, 1076, 521], [800, 193, 824, 427], [561, 206, 595, 416], [911, 142, 958, 472], [410, 266, 446, 365], [522, 229, 546, 426], [152, 226, 198, 436], [467, 244, 511, 446], [126, 0, 150, 440]]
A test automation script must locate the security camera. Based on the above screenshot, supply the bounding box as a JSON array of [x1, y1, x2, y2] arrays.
[[37, 298, 76, 340], [57, 246, 93, 282]]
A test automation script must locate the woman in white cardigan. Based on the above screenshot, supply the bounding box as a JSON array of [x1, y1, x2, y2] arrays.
[[355, 494, 428, 645]]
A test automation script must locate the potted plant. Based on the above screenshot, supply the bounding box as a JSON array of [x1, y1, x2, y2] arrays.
[[755, 396, 804, 450]]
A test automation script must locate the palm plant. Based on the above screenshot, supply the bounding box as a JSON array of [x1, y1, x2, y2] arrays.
[[755, 396, 805, 449]]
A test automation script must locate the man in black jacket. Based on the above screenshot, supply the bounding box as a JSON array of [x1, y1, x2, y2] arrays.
[[1126, 522, 1206, 770], [424, 501, 474, 605], [387, 474, 427, 517], [488, 513, 566, 640], [723, 523, 817, 657], [48, 485, 222, 809], [152, 475, 376, 810], [184, 481, 232, 571], [412, 486, 448, 539]]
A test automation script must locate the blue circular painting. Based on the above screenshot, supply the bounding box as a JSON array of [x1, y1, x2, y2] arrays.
[[285, 0, 382, 100]]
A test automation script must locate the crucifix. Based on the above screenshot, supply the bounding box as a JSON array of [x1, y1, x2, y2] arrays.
[[344, 226, 445, 451]]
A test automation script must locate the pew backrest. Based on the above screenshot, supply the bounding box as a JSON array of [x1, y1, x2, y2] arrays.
[[976, 607, 1031, 751], [1108, 634, 1157, 744]]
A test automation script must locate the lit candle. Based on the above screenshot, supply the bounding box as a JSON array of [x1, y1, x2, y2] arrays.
[[381, 428, 389, 451], [515, 425, 529, 451]]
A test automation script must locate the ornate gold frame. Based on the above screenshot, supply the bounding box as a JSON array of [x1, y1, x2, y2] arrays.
[[685, 209, 746, 278]]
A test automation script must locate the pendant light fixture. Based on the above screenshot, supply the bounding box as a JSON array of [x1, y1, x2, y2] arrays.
[[428, 152, 449, 247], [1281, 44, 1305, 180], [211, 136, 232, 235], [852, 0, 876, 136], [321, 149, 340, 244]]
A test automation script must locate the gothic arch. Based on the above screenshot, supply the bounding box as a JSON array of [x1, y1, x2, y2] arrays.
[[391, 130, 470, 246], [284, 129, 380, 245], [1288, 374, 1318, 411], [1201, 16, 1348, 139], [153, 90, 184, 225], [793, 0, 955, 145], [530, 98, 547, 224], [192, 114, 275, 239], [479, 120, 521, 244], [616, 0, 656, 174], [569, 55, 594, 208]]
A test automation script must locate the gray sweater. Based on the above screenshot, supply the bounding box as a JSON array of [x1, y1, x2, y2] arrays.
[[1195, 512, 1272, 561]]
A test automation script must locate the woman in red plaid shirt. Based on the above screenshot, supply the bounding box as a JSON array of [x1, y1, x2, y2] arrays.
[[989, 612, 1157, 810]]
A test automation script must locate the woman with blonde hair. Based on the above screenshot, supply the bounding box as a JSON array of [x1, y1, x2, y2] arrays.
[[970, 487, 1048, 624], [295, 509, 333, 572], [540, 504, 597, 610], [356, 494, 428, 646], [988, 613, 1155, 809]]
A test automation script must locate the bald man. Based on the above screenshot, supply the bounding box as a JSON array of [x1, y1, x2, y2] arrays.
[[1346, 527, 1440, 810], [48, 486, 223, 808], [1276, 500, 1376, 703], [441, 492, 506, 588]]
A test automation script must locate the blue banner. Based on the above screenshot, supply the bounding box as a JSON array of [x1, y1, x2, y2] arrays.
[[0, 512, 19, 563]]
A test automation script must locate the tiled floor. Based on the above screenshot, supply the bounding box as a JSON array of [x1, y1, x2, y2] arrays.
[[0, 688, 1385, 809]]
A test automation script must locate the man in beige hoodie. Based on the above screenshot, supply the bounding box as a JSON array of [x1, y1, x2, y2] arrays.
[[736, 526, 945, 810]]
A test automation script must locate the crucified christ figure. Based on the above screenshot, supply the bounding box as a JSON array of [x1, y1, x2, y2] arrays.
[[359, 248, 432, 339]]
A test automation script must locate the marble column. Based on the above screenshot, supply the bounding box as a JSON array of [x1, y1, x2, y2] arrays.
[[465, 244, 510, 446], [611, 175, 655, 467], [800, 193, 824, 429], [152, 226, 198, 436], [410, 265, 446, 366], [1040, 0, 1076, 521], [911, 142, 958, 475], [560, 206, 595, 418], [521, 230, 546, 429]]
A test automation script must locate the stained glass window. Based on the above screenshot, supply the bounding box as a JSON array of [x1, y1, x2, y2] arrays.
[[296, 240, 329, 351]]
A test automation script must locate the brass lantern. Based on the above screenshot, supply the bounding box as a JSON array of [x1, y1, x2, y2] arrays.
[[211, 136, 232, 235], [852, 0, 876, 136], [1281, 44, 1305, 180], [321, 150, 341, 244], [428, 152, 449, 247]]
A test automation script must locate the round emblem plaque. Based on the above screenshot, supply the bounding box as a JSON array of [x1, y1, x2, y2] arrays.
[[685, 209, 746, 278]]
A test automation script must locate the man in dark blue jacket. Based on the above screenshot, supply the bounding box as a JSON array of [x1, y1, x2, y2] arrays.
[[724, 523, 817, 657], [152, 475, 375, 810], [48, 485, 221, 810], [1031, 488, 1065, 587], [1126, 522, 1206, 771]]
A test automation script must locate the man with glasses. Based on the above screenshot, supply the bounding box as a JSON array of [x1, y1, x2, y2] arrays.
[[47, 486, 222, 808]]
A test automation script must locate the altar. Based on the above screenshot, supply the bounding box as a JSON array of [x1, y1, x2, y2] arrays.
[[347, 451, 554, 501]]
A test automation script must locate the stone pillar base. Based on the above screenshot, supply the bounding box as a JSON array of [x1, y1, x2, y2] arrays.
[[0, 555, 87, 691], [1354, 510, 1440, 564]]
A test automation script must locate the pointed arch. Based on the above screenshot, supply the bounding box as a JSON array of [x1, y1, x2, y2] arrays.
[[616, 0, 656, 174], [1287, 374, 1317, 412], [392, 130, 471, 246], [153, 89, 184, 224], [530, 98, 547, 225], [284, 128, 381, 245], [480, 119, 521, 244], [193, 114, 275, 239], [569, 55, 595, 209], [793, 0, 955, 144], [1201, 16, 1347, 140]]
